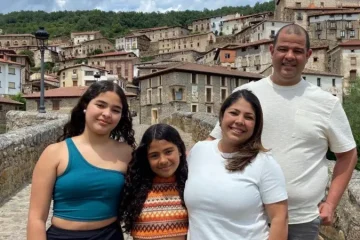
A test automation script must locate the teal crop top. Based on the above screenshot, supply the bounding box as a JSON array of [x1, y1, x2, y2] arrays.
[[52, 138, 125, 221]]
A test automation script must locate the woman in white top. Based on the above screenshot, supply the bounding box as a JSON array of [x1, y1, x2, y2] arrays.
[[184, 89, 288, 240]]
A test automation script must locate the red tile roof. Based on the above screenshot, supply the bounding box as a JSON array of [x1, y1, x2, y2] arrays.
[[90, 51, 133, 58], [0, 58, 22, 66], [308, 10, 360, 17], [302, 68, 343, 77], [227, 39, 273, 49], [0, 97, 23, 105], [136, 62, 263, 81], [339, 40, 360, 46], [158, 32, 213, 42]]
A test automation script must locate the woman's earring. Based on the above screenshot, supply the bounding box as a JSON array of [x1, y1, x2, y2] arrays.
[[83, 109, 86, 113]]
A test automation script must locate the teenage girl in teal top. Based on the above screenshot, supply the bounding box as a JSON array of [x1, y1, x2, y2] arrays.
[[27, 81, 135, 240]]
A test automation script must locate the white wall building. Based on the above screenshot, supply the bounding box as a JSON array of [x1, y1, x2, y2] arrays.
[[70, 31, 103, 46], [250, 20, 293, 42], [0, 58, 22, 96], [302, 69, 343, 103]]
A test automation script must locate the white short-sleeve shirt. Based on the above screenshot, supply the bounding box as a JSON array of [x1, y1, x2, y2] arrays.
[[184, 139, 287, 240]]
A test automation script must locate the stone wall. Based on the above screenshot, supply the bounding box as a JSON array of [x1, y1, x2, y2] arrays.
[[0, 111, 68, 205], [164, 111, 360, 240]]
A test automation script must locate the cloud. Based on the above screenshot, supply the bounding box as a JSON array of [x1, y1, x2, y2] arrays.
[[0, 0, 272, 14]]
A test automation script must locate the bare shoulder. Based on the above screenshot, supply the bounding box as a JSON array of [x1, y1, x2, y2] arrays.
[[38, 141, 67, 166], [110, 140, 134, 163]]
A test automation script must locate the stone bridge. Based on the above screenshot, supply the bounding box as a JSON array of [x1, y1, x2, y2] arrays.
[[0, 111, 359, 240]]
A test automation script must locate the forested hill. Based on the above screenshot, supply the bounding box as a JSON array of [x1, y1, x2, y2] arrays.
[[0, 1, 275, 39]]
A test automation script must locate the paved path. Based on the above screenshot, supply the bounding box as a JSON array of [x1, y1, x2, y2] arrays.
[[0, 119, 195, 240]]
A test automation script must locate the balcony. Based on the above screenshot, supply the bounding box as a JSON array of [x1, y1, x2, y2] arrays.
[[72, 74, 78, 79]]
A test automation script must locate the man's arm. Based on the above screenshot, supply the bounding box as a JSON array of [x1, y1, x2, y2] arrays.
[[319, 148, 358, 225]]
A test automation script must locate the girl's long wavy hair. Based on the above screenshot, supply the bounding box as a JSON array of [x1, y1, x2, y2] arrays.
[[57, 81, 135, 148], [219, 89, 268, 172], [119, 124, 188, 233]]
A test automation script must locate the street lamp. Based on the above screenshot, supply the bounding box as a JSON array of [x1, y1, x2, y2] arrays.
[[35, 27, 49, 113]]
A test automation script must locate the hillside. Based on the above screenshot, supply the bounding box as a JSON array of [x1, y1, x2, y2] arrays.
[[0, 1, 275, 39]]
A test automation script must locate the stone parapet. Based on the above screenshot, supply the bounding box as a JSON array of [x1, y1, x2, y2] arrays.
[[0, 112, 68, 205], [165, 111, 360, 240], [6, 110, 68, 131]]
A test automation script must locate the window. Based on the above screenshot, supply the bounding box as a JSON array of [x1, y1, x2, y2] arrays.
[[62, 82, 65, 87], [314, 57, 318, 62], [205, 87, 212, 102], [330, 15, 334, 18], [317, 78, 321, 87], [350, 30, 355, 38], [235, 78, 240, 87], [191, 104, 198, 113], [52, 100, 60, 110], [332, 79, 336, 87], [158, 87, 162, 103], [350, 70, 357, 82], [320, 2, 324, 7], [85, 71, 93, 76], [73, 81, 78, 86], [351, 49, 355, 53], [303, 77, 306, 80], [206, 105, 213, 113], [159, 76, 162, 86], [330, 22, 336, 28], [73, 69, 77, 74], [10, 56, 16, 62], [225, 53, 230, 59], [8, 82, 15, 89], [295, 2, 301, 7], [206, 75, 211, 85], [149, 78, 152, 88], [147, 89, 152, 104], [0, 105, 2, 110], [340, 30, 345, 38], [191, 73, 197, 84], [221, 77, 226, 87], [220, 88, 228, 102], [351, 57, 357, 65], [8, 68, 15, 75]]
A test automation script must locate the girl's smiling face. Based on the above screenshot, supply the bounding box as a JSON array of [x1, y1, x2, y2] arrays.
[[147, 139, 181, 178]]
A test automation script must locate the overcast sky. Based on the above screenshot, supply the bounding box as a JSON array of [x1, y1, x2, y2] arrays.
[[0, 0, 272, 14]]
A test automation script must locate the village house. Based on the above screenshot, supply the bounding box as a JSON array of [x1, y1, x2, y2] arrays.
[[275, 0, 360, 30], [0, 34, 37, 48], [221, 12, 273, 36], [0, 49, 31, 94], [0, 56, 22, 96], [59, 38, 114, 60], [58, 64, 120, 87], [0, 97, 23, 132], [115, 33, 151, 56], [328, 39, 360, 89], [308, 10, 360, 43], [191, 14, 240, 35], [135, 62, 263, 125], [34, 49, 60, 68], [302, 69, 344, 102], [70, 31, 103, 46], [131, 26, 190, 42], [27, 73, 60, 93], [232, 39, 273, 73], [158, 32, 216, 54], [134, 59, 182, 78], [24, 86, 136, 113], [87, 51, 138, 82], [147, 50, 204, 64], [196, 48, 218, 65], [306, 44, 329, 72]]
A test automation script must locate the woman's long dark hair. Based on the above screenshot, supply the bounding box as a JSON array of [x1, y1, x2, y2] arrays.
[[219, 89, 268, 171], [119, 124, 188, 233], [58, 81, 135, 148]]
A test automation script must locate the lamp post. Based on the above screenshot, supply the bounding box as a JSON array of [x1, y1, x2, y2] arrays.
[[35, 27, 49, 113]]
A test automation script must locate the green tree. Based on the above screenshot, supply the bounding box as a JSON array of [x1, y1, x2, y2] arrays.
[[19, 50, 35, 67], [10, 93, 26, 110], [87, 49, 103, 56], [343, 78, 360, 170]]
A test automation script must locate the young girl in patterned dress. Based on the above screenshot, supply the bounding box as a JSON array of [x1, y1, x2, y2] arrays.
[[119, 123, 188, 240]]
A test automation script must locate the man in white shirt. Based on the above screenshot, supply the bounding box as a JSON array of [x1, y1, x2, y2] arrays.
[[208, 24, 357, 240]]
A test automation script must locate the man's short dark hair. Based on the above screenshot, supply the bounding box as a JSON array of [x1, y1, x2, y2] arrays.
[[273, 24, 310, 50]]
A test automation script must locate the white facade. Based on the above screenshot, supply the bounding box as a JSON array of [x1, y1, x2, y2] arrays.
[[222, 19, 244, 35], [115, 37, 140, 56], [235, 42, 272, 73], [250, 21, 292, 42], [73, 34, 96, 46], [0, 62, 21, 96], [302, 73, 343, 103], [210, 14, 239, 35]]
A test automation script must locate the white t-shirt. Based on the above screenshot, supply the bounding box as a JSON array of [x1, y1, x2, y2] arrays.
[[210, 77, 356, 224], [184, 139, 287, 240]]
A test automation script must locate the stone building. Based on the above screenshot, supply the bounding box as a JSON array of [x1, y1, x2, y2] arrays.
[[302, 69, 343, 102], [308, 10, 360, 42], [131, 26, 190, 42], [134, 60, 182, 78], [233, 39, 273, 73], [146, 50, 204, 63], [34, 49, 60, 68], [328, 39, 360, 89], [196, 48, 218, 65], [135, 62, 263, 125], [235, 20, 293, 43], [275, 0, 360, 29], [0, 34, 37, 48], [306, 44, 329, 72], [0, 97, 23, 132], [60, 38, 114, 60], [115, 34, 151, 56], [70, 31, 103, 46], [158, 32, 216, 53], [27, 73, 60, 93], [221, 12, 273, 36], [87, 51, 138, 82], [191, 15, 240, 34]]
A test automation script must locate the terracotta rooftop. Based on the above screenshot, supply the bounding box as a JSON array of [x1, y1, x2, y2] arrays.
[[158, 32, 213, 41], [339, 40, 360, 46], [0, 97, 23, 105], [58, 64, 108, 74], [308, 10, 360, 17], [228, 39, 273, 49], [223, 12, 272, 23], [89, 51, 133, 58], [137, 63, 180, 70], [136, 62, 263, 81], [0, 58, 22, 66], [302, 69, 343, 77], [286, 7, 353, 10]]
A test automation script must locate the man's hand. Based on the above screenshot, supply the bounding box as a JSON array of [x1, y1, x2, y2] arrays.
[[319, 201, 336, 225]]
